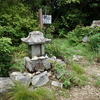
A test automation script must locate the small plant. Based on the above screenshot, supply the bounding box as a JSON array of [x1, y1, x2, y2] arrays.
[[13, 43, 28, 59], [89, 33, 100, 52], [0, 37, 13, 77], [95, 79, 100, 88], [10, 59, 25, 72], [69, 61, 85, 74], [52, 62, 75, 88], [76, 74, 88, 86], [53, 87, 70, 99], [3, 81, 56, 100], [92, 74, 100, 88], [42, 25, 55, 39], [45, 43, 62, 58]]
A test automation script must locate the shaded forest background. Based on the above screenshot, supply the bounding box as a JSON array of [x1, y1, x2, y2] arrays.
[[0, 0, 100, 45]]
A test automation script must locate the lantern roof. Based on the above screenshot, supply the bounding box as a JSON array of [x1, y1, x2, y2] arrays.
[[21, 31, 51, 45]]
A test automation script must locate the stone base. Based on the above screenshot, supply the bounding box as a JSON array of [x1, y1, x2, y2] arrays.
[[24, 57, 51, 73]]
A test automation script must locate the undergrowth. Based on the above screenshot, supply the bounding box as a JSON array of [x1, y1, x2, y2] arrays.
[[3, 81, 56, 100]]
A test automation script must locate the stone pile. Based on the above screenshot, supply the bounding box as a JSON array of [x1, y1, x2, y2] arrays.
[[10, 71, 49, 87], [9, 56, 66, 87], [24, 56, 51, 72]]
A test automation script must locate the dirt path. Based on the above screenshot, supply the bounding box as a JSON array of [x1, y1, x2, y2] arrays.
[[66, 60, 100, 100]]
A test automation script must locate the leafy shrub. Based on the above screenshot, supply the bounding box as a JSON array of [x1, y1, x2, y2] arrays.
[[45, 43, 62, 58], [13, 43, 28, 59], [3, 82, 56, 100], [0, 1, 38, 46], [52, 62, 74, 88], [0, 37, 13, 77], [67, 26, 100, 45], [89, 33, 100, 52], [42, 25, 55, 39], [61, 9, 86, 31], [10, 59, 25, 73], [52, 61, 87, 88]]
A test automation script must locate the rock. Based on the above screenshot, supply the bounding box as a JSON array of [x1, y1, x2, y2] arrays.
[[32, 71, 49, 87], [47, 71, 52, 77], [31, 56, 38, 60], [24, 57, 51, 72], [56, 59, 66, 66], [82, 35, 88, 43], [24, 57, 35, 72], [10, 72, 23, 79], [43, 59, 51, 69], [10, 72, 31, 86], [51, 81, 63, 88], [72, 55, 82, 61], [34, 60, 45, 71], [38, 56, 45, 59], [0, 77, 13, 98], [90, 20, 100, 28], [19, 76, 31, 86], [50, 56, 56, 62], [35, 71, 41, 75], [23, 72, 34, 78]]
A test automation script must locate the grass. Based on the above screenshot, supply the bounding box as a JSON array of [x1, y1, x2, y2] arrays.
[[3, 81, 56, 100], [69, 61, 85, 74], [53, 87, 70, 99], [91, 74, 100, 88], [51, 38, 97, 60]]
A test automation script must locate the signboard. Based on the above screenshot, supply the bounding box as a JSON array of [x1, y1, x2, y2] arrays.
[[42, 15, 52, 24]]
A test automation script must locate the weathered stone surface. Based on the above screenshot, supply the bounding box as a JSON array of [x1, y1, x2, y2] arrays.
[[51, 81, 63, 88], [24, 57, 35, 72], [24, 57, 51, 72], [32, 71, 49, 87], [23, 72, 34, 78], [49, 56, 66, 66], [10, 72, 31, 86], [34, 60, 45, 71], [21, 31, 51, 57], [82, 35, 88, 43], [43, 59, 51, 69], [90, 20, 100, 28], [21, 31, 51, 45], [0, 77, 13, 98], [56, 59, 66, 66], [72, 55, 83, 61]]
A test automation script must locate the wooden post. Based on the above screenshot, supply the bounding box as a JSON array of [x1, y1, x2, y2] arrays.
[[39, 9, 43, 30]]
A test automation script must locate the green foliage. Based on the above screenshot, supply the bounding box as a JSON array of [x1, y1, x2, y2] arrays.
[[42, 25, 55, 39], [0, 37, 13, 77], [52, 61, 87, 88], [69, 61, 85, 74], [61, 9, 86, 30], [0, 1, 38, 46], [67, 26, 100, 45], [10, 59, 25, 72], [52, 62, 74, 88], [89, 33, 100, 52], [45, 43, 62, 57], [3, 81, 56, 100], [91, 74, 100, 88], [13, 43, 28, 59], [76, 74, 88, 86]]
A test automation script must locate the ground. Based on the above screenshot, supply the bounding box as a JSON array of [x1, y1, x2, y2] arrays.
[[67, 60, 100, 100], [46, 59, 100, 100]]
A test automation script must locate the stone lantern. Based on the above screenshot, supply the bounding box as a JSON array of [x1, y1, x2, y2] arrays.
[[21, 31, 51, 72], [21, 31, 51, 58]]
